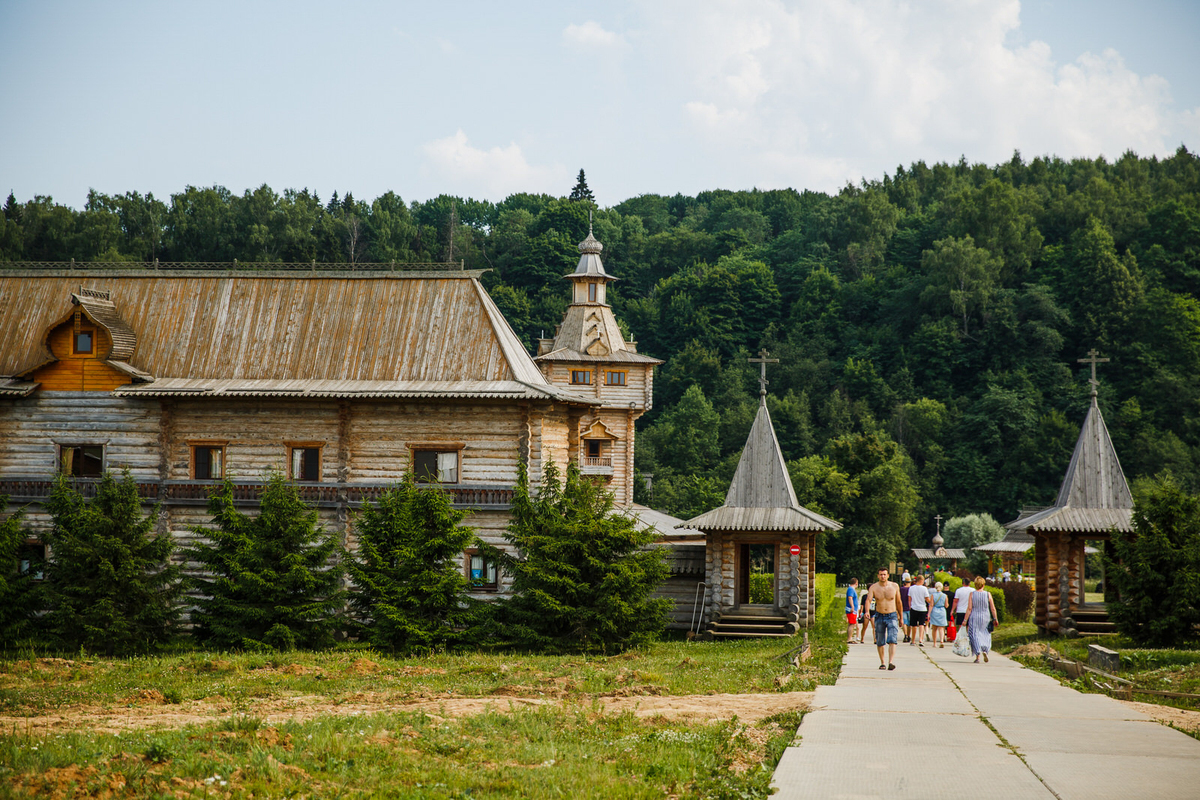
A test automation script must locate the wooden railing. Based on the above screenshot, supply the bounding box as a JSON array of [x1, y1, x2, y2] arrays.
[[582, 456, 612, 468], [0, 477, 514, 510]]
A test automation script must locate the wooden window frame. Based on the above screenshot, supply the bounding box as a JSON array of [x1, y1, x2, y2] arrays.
[[604, 370, 627, 386], [588, 282, 597, 302], [286, 441, 324, 482], [58, 443, 105, 477], [570, 369, 593, 385], [189, 440, 228, 480], [407, 442, 465, 484], [465, 549, 499, 591]]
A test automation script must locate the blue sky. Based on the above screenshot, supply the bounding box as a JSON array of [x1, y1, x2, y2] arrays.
[[2, 0, 1197, 210]]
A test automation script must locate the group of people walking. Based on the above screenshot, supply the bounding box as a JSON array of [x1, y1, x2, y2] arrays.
[[845, 570, 1000, 669]]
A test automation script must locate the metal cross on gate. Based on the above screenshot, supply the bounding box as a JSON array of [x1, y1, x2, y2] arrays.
[[1078, 348, 1110, 395], [748, 349, 779, 400]]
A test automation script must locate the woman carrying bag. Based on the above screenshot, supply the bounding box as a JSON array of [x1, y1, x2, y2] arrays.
[[960, 576, 1000, 663]]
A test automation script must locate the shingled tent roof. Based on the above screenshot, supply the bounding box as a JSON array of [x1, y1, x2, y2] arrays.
[[680, 398, 841, 532], [1005, 392, 1133, 535]]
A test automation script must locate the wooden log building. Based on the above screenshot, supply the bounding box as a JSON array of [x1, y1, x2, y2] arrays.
[[0, 232, 659, 602], [1001, 352, 1132, 637], [681, 354, 842, 639]]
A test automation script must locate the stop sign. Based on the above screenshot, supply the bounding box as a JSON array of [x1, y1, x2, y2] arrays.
[[789, 545, 801, 555]]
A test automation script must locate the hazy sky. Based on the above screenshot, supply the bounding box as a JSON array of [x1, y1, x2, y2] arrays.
[[2, 0, 1197, 210]]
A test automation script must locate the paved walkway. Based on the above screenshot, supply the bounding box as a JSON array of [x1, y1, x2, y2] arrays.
[[771, 635, 1200, 799]]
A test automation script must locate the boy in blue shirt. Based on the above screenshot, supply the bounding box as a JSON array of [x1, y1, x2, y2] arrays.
[[845, 578, 859, 643]]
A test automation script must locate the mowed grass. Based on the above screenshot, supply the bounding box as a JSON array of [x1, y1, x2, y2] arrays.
[[0, 605, 847, 797]]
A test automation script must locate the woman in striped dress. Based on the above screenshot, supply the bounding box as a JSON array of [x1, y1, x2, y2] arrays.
[[960, 576, 1000, 663]]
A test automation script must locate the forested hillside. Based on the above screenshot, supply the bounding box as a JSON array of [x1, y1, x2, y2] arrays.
[[4, 148, 1199, 577]]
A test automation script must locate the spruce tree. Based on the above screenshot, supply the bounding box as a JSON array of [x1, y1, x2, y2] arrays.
[[0, 499, 41, 648], [190, 474, 344, 650], [1106, 474, 1200, 646], [568, 169, 595, 203], [42, 472, 181, 655], [490, 460, 669, 652], [346, 478, 482, 653]]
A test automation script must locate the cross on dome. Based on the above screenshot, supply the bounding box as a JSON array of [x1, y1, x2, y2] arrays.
[[1078, 348, 1110, 397], [748, 348, 779, 403]]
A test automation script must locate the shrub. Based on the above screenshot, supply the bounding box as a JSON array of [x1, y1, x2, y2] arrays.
[[749, 572, 773, 604], [41, 472, 182, 655], [991, 579, 1033, 621], [982, 585, 1007, 623], [346, 478, 483, 653], [815, 573, 836, 618], [0, 499, 40, 647], [1106, 474, 1200, 646], [487, 460, 670, 653], [189, 474, 344, 650]]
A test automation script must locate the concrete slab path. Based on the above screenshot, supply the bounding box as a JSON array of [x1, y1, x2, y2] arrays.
[[771, 635, 1200, 799]]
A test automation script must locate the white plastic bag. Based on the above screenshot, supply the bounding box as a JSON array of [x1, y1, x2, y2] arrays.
[[952, 624, 972, 658]]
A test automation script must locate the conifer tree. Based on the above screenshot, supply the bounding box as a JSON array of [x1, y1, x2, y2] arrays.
[[1106, 474, 1200, 646], [0, 499, 41, 648], [489, 460, 669, 652], [568, 169, 595, 203], [346, 478, 482, 652], [41, 472, 181, 655], [190, 474, 344, 650]]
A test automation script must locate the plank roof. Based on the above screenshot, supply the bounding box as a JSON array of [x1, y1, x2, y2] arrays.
[[1005, 395, 1134, 534], [681, 399, 841, 532], [0, 270, 590, 402]]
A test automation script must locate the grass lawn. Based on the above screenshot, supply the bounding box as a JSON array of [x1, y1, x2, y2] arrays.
[[0, 605, 847, 798], [992, 621, 1200, 718]]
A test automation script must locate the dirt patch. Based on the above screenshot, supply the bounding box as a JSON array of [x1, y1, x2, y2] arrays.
[[125, 689, 167, 705], [1121, 700, 1200, 734], [1009, 643, 1061, 659], [345, 658, 379, 675], [0, 691, 812, 735]]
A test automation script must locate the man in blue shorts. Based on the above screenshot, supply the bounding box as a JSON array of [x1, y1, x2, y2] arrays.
[[864, 566, 902, 670]]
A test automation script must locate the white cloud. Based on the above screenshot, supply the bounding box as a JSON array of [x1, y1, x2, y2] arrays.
[[421, 130, 567, 199], [641, 0, 1196, 191], [563, 20, 626, 49]]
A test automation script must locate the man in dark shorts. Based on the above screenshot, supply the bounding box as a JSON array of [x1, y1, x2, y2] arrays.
[[864, 567, 902, 670]]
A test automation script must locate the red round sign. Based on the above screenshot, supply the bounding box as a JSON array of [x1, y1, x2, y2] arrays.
[[789, 545, 801, 555]]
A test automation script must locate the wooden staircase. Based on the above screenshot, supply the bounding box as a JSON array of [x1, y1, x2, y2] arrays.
[[706, 608, 800, 640], [1067, 603, 1116, 636]]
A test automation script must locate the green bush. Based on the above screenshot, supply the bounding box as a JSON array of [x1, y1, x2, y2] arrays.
[[933, 571, 962, 594], [983, 585, 1007, 623], [815, 573, 836, 618], [749, 572, 773, 604]]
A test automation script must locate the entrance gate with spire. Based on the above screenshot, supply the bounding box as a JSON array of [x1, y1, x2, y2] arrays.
[[680, 351, 842, 639]]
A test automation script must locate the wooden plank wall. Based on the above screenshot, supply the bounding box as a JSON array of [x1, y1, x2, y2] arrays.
[[0, 392, 161, 478], [656, 575, 707, 629]]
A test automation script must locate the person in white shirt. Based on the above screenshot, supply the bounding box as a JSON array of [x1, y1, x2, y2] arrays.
[[906, 574, 931, 647], [952, 582, 974, 628]]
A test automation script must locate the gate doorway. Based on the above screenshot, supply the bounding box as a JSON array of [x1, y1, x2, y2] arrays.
[[737, 542, 777, 606]]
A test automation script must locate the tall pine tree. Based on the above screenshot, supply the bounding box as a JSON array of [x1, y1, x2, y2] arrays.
[[488, 460, 669, 653], [190, 474, 344, 650], [42, 472, 182, 655], [346, 479, 483, 653], [568, 169, 595, 203]]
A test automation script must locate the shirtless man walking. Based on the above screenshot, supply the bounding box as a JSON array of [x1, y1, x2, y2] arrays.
[[865, 567, 902, 671]]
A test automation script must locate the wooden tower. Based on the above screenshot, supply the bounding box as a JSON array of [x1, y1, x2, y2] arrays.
[[535, 222, 661, 507]]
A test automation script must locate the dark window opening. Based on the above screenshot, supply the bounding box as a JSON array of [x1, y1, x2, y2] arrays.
[[468, 553, 498, 590], [194, 446, 224, 479], [73, 330, 94, 355], [18, 544, 46, 580], [60, 445, 103, 477], [291, 447, 321, 481], [414, 450, 458, 483], [570, 370, 592, 385], [586, 440, 603, 458]]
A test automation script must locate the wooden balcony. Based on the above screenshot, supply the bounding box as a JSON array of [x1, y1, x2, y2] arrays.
[[0, 477, 514, 510], [579, 456, 613, 476]]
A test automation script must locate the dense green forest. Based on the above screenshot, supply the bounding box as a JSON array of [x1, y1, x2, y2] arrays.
[[5, 148, 1200, 578]]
